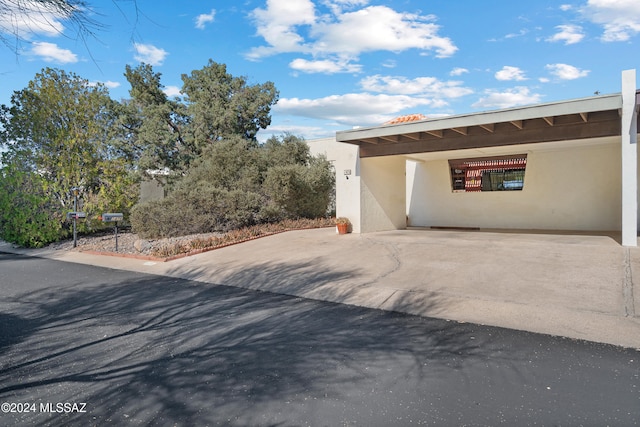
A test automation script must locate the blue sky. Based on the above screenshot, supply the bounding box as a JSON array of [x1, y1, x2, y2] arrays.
[[1, 0, 639, 142]]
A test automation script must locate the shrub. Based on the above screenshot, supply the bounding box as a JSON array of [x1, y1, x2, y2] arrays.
[[264, 155, 334, 219], [0, 168, 66, 248], [263, 164, 308, 218], [130, 134, 335, 239], [176, 136, 262, 193], [130, 184, 263, 238], [129, 198, 177, 239]]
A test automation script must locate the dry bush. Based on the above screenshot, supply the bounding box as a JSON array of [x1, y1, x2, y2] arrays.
[[149, 217, 334, 258]]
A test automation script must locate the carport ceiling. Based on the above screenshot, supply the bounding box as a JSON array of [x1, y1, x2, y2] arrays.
[[336, 92, 640, 158]]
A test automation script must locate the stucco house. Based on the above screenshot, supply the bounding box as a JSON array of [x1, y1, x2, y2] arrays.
[[308, 69, 640, 246]]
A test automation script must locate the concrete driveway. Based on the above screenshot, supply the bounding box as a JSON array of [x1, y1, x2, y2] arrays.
[[2, 228, 639, 349]]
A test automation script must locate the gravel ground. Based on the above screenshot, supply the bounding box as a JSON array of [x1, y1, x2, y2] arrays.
[[46, 230, 224, 256], [40, 219, 335, 258]]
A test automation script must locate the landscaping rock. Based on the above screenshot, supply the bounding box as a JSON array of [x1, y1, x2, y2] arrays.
[[134, 239, 152, 253]]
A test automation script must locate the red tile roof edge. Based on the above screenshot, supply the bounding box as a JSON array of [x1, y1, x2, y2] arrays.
[[383, 113, 428, 125]]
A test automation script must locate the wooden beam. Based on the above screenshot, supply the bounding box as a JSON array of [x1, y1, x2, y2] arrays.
[[543, 116, 554, 126], [379, 135, 399, 143], [580, 112, 589, 122], [451, 127, 468, 136], [361, 137, 380, 144], [403, 132, 421, 141], [479, 123, 495, 133], [359, 116, 621, 158], [510, 120, 523, 129], [425, 129, 443, 138]]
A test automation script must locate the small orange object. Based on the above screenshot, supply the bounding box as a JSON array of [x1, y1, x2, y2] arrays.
[[337, 223, 349, 235]]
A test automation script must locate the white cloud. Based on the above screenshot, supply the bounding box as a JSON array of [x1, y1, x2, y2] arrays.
[[31, 42, 77, 63], [328, 0, 370, 5], [450, 67, 469, 76], [90, 80, 121, 89], [495, 66, 527, 81], [133, 43, 168, 66], [163, 86, 182, 97], [322, 0, 369, 15], [545, 63, 590, 80], [103, 81, 121, 89], [360, 75, 473, 98], [472, 87, 542, 109], [273, 71, 474, 127], [289, 57, 362, 74], [257, 124, 330, 142], [381, 59, 397, 68], [0, 0, 69, 39], [560, 4, 573, 11], [581, 0, 640, 41], [247, 1, 457, 64], [195, 9, 216, 30], [247, 0, 316, 59], [504, 29, 529, 39], [546, 24, 585, 44], [311, 6, 457, 58], [275, 93, 438, 127]]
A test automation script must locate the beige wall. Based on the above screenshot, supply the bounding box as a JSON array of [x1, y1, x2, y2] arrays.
[[407, 140, 622, 231], [313, 135, 625, 234], [360, 156, 407, 232], [307, 137, 362, 231], [139, 178, 165, 203]]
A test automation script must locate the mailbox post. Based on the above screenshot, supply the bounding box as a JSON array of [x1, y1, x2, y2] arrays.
[[66, 210, 86, 248], [71, 187, 80, 247], [102, 213, 124, 252]]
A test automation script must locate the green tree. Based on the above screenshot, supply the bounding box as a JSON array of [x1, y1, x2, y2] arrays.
[[120, 61, 278, 174], [0, 67, 138, 245], [118, 63, 190, 175], [181, 60, 279, 146]]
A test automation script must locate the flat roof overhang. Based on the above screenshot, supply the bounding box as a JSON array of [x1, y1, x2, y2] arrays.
[[336, 92, 640, 158]]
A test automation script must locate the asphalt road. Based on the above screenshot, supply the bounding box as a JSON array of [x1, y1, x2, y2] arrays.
[[0, 252, 639, 426]]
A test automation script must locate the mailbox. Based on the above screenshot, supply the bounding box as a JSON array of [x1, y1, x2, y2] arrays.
[[101, 213, 124, 252], [67, 212, 86, 220], [102, 213, 123, 222]]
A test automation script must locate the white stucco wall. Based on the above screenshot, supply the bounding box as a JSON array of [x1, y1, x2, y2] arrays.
[[621, 69, 638, 245], [360, 156, 407, 232], [407, 140, 622, 231], [307, 137, 361, 231]]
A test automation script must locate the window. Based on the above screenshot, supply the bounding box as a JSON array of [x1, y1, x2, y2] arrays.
[[449, 155, 527, 192]]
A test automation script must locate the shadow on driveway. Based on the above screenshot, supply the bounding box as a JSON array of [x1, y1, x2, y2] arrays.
[[1, 254, 638, 426], [0, 256, 473, 426]]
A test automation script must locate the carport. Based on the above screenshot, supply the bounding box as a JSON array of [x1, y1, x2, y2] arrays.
[[335, 70, 639, 246]]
